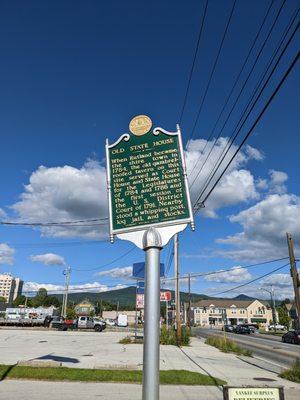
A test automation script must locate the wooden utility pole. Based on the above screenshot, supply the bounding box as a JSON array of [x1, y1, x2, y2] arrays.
[[174, 233, 181, 343], [187, 273, 191, 328], [286, 232, 300, 329]]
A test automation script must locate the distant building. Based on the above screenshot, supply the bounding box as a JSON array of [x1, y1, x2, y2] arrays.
[[193, 299, 276, 328], [0, 274, 23, 303], [74, 299, 95, 316]]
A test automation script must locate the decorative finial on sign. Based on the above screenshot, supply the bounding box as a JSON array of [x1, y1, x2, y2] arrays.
[[129, 115, 152, 136], [143, 227, 162, 250]]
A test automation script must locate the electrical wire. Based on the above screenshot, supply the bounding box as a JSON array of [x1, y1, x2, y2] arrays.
[[194, 22, 299, 208], [162, 256, 289, 282], [190, 0, 289, 191], [188, 0, 275, 186], [71, 246, 137, 272], [179, 0, 209, 124], [0, 218, 108, 226], [188, 0, 237, 144], [212, 262, 290, 296], [193, 7, 298, 206]]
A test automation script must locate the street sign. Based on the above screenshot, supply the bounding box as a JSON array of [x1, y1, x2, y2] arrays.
[[106, 119, 194, 247], [133, 262, 165, 279], [136, 291, 172, 308], [136, 293, 145, 309], [160, 291, 171, 301], [223, 386, 284, 400]]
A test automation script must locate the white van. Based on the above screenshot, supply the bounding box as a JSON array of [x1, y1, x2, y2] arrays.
[[117, 314, 128, 327]]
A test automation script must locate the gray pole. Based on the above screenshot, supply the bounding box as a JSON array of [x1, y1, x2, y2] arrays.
[[63, 267, 71, 319], [174, 233, 181, 343], [142, 227, 162, 400]]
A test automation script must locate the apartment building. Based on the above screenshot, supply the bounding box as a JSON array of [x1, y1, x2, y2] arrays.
[[193, 299, 275, 328], [0, 274, 23, 303]]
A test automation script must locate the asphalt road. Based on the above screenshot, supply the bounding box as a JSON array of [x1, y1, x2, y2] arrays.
[[194, 327, 299, 370]]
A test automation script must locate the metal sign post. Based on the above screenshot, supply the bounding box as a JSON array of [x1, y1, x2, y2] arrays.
[[142, 227, 162, 400], [106, 116, 195, 400]]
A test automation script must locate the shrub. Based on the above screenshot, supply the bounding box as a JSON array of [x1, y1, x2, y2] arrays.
[[160, 325, 190, 346], [119, 336, 132, 344], [280, 359, 300, 383]]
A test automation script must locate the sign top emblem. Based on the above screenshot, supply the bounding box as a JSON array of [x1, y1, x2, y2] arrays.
[[129, 115, 152, 136]]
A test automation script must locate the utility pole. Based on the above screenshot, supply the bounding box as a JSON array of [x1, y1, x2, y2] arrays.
[[287, 232, 300, 329], [62, 266, 71, 319], [260, 286, 277, 328], [187, 272, 191, 328], [174, 233, 181, 344]]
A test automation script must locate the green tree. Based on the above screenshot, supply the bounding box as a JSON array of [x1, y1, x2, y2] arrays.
[[0, 296, 6, 303], [277, 306, 291, 329], [66, 308, 77, 319], [13, 295, 33, 307]]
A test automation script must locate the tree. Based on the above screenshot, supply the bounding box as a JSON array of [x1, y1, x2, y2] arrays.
[[0, 296, 6, 303], [277, 306, 291, 329], [66, 308, 77, 319], [13, 295, 33, 307]]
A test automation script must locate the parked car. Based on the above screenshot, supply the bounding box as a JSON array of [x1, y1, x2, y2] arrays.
[[234, 325, 251, 334], [222, 324, 235, 332], [240, 324, 256, 333], [282, 330, 300, 344], [269, 324, 286, 331]]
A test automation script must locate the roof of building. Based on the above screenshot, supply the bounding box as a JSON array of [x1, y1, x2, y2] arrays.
[[193, 298, 270, 309]]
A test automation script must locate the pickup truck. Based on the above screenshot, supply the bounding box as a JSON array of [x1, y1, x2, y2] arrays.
[[49, 316, 106, 332], [77, 316, 106, 332]]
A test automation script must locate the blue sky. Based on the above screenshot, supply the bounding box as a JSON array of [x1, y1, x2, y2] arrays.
[[0, 0, 299, 300]]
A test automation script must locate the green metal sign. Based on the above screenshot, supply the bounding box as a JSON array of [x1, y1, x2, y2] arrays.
[[106, 124, 194, 240]]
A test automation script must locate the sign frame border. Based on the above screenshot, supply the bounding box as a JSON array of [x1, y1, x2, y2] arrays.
[[223, 386, 285, 400], [106, 124, 195, 243]]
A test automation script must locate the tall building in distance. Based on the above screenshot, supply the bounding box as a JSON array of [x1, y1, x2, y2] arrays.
[[0, 273, 23, 303]]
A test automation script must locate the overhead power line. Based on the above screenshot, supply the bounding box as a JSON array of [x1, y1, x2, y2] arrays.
[[188, 0, 237, 144], [212, 262, 290, 296], [179, 0, 209, 124], [162, 256, 289, 282], [188, 0, 275, 186], [72, 246, 137, 272], [0, 218, 108, 227], [194, 22, 299, 208]]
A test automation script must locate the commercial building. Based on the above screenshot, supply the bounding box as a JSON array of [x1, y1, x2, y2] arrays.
[[0, 273, 23, 303], [193, 299, 276, 328], [74, 299, 95, 316]]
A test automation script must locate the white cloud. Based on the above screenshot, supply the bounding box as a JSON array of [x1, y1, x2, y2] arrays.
[[5, 136, 264, 239], [217, 194, 300, 261], [245, 145, 264, 161], [30, 253, 65, 266], [204, 266, 252, 283], [11, 159, 108, 239], [268, 170, 288, 194], [0, 243, 15, 265], [186, 137, 261, 217], [97, 266, 133, 279], [0, 208, 6, 218], [23, 281, 127, 294]]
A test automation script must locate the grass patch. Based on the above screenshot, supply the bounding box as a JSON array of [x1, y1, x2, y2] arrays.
[[258, 330, 285, 336], [205, 335, 252, 357], [119, 336, 132, 344], [279, 360, 300, 383], [0, 365, 225, 386]]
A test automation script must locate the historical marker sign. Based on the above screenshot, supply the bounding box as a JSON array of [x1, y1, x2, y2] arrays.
[[223, 386, 284, 400], [106, 117, 194, 244]]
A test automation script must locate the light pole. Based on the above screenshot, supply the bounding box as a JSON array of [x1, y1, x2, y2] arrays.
[[260, 286, 277, 328]]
